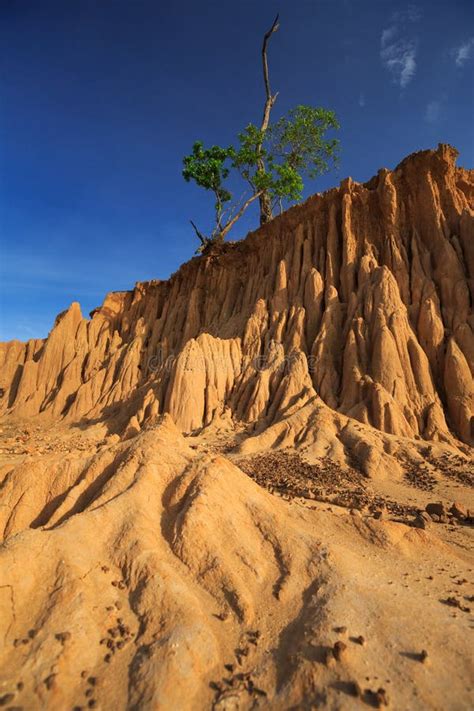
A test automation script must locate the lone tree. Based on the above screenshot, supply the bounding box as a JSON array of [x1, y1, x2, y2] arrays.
[[183, 15, 339, 252]]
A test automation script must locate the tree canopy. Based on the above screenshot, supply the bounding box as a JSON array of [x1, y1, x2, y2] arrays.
[[183, 16, 340, 252]]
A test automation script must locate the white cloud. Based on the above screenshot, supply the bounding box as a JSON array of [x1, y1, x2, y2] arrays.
[[381, 37, 417, 87], [453, 37, 474, 67], [399, 48, 417, 86], [381, 26, 396, 47], [425, 100, 441, 123], [380, 7, 420, 88], [393, 5, 422, 23], [358, 92, 366, 107]]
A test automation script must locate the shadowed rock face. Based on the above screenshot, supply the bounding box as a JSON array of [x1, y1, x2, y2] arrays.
[[0, 144, 472, 444]]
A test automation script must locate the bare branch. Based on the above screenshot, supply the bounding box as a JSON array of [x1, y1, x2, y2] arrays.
[[214, 191, 224, 231], [261, 14, 280, 132], [190, 220, 208, 246], [221, 189, 249, 226], [220, 191, 264, 240], [257, 15, 280, 226]]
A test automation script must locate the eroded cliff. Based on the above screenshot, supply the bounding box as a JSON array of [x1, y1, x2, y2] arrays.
[[1, 145, 474, 711], [1, 144, 472, 447]]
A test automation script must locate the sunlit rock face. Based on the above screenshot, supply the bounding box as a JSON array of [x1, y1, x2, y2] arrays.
[[0, 145, 473, 711], [1, 144, 472, 445]]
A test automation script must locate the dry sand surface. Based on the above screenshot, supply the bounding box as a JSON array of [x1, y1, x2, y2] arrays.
[[0, 417, 472, 710]]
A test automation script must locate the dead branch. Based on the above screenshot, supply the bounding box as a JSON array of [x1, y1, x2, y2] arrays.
[[261, 13, 280, 132], [190, 220, 208, 246], [258, 14, 280, 225]]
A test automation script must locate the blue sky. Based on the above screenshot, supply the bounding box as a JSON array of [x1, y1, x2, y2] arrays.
[[0, 0, 473, 341]]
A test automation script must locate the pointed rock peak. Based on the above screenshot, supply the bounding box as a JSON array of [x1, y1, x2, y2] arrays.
[[52, 301, 83, 328]]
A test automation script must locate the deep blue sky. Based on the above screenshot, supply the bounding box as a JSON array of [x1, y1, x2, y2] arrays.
[[1, 0, 473, 341]]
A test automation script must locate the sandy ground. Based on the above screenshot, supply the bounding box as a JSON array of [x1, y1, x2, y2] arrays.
[[0, 417, 473, 710]]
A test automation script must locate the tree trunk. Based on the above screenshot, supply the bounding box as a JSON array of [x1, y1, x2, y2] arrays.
[[259, 191, 273, 225], [257, 15, 279, 226]]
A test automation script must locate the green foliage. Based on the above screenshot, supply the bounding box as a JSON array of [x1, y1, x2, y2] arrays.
[[182, 141, 236, 234], [183, 105, 340, 245], [268, 105, 340, 183], [234, 124, 265, 175], [270, 162, 303, 202]]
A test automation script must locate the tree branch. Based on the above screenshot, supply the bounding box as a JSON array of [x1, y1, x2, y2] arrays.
[[257, 14, 280, 226], [190, 220, 208, 246], [214, 191, 224, 231], [221, 189, 248, 225], [261, 13, 280, 132], [220, 191, 263, 240]]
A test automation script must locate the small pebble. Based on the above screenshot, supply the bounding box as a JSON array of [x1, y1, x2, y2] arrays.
[[375, 687, 389, 707], [333, 641, 347, 661], [44, 674, 56, 691], [348, 681, 362, 697]]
